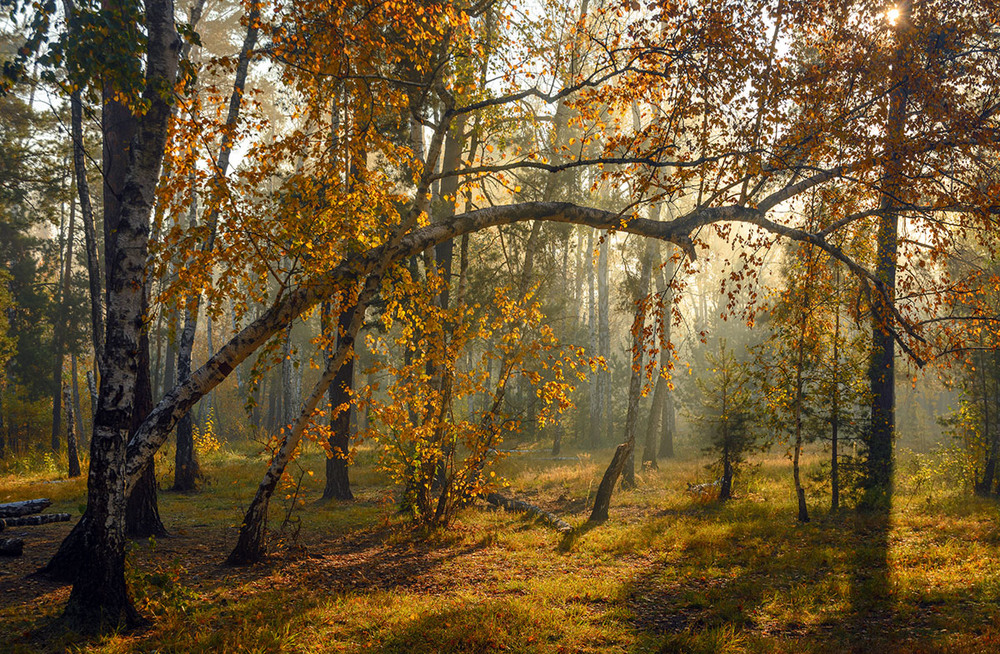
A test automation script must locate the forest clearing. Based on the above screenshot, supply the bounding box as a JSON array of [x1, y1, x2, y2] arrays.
[[2, 442, 999, 653]]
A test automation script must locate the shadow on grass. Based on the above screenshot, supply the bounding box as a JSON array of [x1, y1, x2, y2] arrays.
[[374, 599, 560, 654], [607, 499, 896, 653], [286, 522, 497, 594], [846, 503, 892, 650]]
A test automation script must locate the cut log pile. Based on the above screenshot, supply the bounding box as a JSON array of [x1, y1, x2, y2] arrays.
[[0, 498, 73, 557]]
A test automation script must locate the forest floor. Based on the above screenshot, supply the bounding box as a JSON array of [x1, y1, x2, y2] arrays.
[[1, 441, 999, 653]]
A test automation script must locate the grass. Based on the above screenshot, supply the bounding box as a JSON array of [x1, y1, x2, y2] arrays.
[[1, 439, 999, 653]]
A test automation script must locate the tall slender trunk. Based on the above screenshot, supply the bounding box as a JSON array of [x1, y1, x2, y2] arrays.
[[64, 384, 81, 478], [281, 324, 295, 426], [152, 308, 164, 400], [655, 248, 676, 459], [831, 265, 841, 512], [598, 236, 611, 443], [643, 211, 672, 467], [267, 368, 278, 431], [60, 0, 179, 629], [173, 292, 202, 491], [865, 0, 912, 507], [161, 309, 178, 400], [204, 312, 215, 424], [71, 354, 85, 443], [574, 228, 584, 324], [792, 241, 816, 522], [64, 0, 105, 371], [322, 304, 355, 501], [230, 299, 245, 402], [793, 307, 810, 522], [51, 189, 77, 453], [623, 237, 653, 487], [587, 230, 600, 448], [434, 115, 466, 309], [719, 386, 733, 500], [86, 369, 98, 435], [992, 351, 1000, 496], [976, 346, 997, 495], [127, 329, 168, 538], [592, 244, 650, 513], [173, 8, 256, 490], [0, 384, 5, 459]]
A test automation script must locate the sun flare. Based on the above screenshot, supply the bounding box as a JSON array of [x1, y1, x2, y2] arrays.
[[887, 7, 901, 25]]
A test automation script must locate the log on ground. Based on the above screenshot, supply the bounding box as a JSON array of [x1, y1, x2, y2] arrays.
[[0, 513, 73, 529], [0, 499, 52, 518], [486, 493, 572, 533]]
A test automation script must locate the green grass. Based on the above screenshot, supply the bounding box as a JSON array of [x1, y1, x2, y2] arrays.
[[1, 440, 999, 653]]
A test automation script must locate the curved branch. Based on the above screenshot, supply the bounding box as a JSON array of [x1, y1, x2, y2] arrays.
[[125, 197, 920, 489]]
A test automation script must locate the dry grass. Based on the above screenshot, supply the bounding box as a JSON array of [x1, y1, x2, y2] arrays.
[[0, 440, 998, 653]]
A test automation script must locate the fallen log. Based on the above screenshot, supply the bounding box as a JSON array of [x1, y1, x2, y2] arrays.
[[486, 493, 572, 533], [0, 513, 72, 529], [0, 499, 52, 518], [0, 537, 24, 556]]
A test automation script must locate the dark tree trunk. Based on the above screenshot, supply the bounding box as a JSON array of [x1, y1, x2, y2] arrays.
[[643, 383, 663, 468], [589, 441, 633, 522], [86, 370, 98, 438], [64, 384, 81, 478], [267, 368, 279, 432], [719, 438, 733, 500], [126, 331, 167, 538], [172, 8, 254, 490], [173, 194, 201, 492], [161, 309, 178, 400], [863, 0, 911, 510], [51, 189, 77, 454], [71, 355, 85, 441], [587, 230, 600, 448], [65, 34, 105, 370], [322, 304, 355, 501], [986, 348, 1000, 494], [793, 247, 813, 523], [622, 237, 653, 489], [975, 349, 997, 495], [58, 0, 179, 631], [152, 309, 164, 400], [598, 236, 611, 444], [643, 229, 671, 467], [50, 350, 62, 454], [172, 298, 201, 491], [35, 517, 86, 582], [226, 474, 276, 565], [434, 115, 466, 310], [592, 267, 649, 513], [655, 249, 676, 459], [831, 284, 841, 513]]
